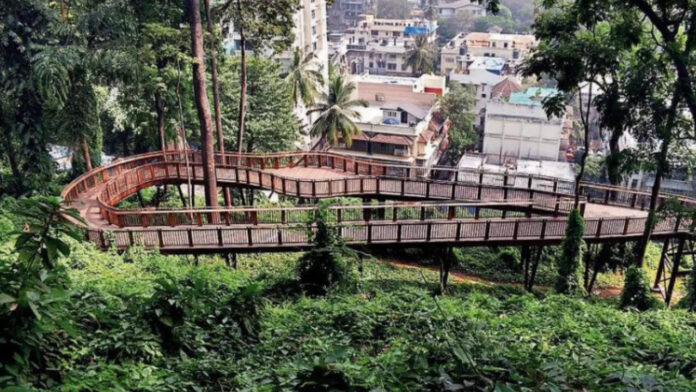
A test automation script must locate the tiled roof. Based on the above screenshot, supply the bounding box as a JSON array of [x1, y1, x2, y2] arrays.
[[491, 77, 523, 99]]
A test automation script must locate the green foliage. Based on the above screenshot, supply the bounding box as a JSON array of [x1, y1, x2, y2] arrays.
[[297, 200, 352, 295], [677, 265, 696, 312], [220, 56, 300, 152], [620, 266, 660, 311], [555, 209, 586, 295], [309, 75, 368, 148], [0, 197, 83, 387], [439, 82, 476, 161], [404, 35, 436, 76], [472, 5, 525, 33], [285, 48, 325, 107]]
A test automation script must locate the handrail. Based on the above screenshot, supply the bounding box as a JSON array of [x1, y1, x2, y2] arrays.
[[62, 150, 696, 251]]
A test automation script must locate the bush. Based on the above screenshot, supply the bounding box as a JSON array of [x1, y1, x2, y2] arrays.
[[297, 200, 354, 295], [555, 209, 586, 295], [678, 265, 696, 311], [620, 265, 660, 311]]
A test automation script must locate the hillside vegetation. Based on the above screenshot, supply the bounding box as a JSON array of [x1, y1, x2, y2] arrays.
[[1, 199, 695, 391]]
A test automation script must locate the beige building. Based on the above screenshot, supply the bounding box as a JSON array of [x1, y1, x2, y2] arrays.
[[345, 15, 437, 76], [328, 74, 448, 167], [440, 32, 535, 73]]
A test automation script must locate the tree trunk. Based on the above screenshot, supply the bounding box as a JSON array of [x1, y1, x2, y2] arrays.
[[633, 97, 678, 267], [187, 0, 219, 209], [203, 0, 232, 207], [527, 247, 542, 292], [236, 0, 247, 154], [439, 248, 452, 293], [607, 131, 622, 185], [587, 257, 602, 294], [82, 138, 93, 172], [575, 86, 592, 208], [177, 184, 187, 206], [155, 91, 166, 151]]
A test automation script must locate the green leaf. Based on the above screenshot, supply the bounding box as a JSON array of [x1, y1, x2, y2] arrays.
[[0, 293, 15, 305]]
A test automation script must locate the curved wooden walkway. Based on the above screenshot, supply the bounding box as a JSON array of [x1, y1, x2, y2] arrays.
[[61, 151, 694, 253]]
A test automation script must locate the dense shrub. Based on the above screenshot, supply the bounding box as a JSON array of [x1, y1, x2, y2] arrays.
[[555, 209, 586, 295], [297, 200, 353, 295], [678, 265, 696, 311], [620, 265, 660, 311]]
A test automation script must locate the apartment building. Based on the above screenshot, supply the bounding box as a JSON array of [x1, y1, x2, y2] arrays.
[[441, 32, 535, 73], [482, 88, 566, 163], [344, 15, 437, 76], [436, 0, 487, 17], [327, 0, 375, 32], [224, 0, 329, 84], [328, 74, 448, 167]]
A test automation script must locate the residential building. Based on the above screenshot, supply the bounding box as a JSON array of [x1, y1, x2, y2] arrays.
[[328, 73, 448, 167], [224, 0, 329, 84], [450, 71, 522, 128], [436, 0, 487, 17], [327, 0, 376, 32], [482, 88, 567, 162], [345, 15, 437, 76], [457, 154, 575, 186], [441, 32, 535, 73]]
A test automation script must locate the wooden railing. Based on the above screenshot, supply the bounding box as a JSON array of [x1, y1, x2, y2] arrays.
[[95, 161, 581, 227], [62, 150, 579, 201], [85, 214, 690, 251], [62, 150, 696, 252]]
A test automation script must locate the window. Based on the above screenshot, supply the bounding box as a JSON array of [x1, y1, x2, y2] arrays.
[[311, 9, 315, 19], [387, 63, 396, 70], [369, 62, 374, 68], [312, 26, 316, 35], [385, 110, 399, 118], [313, 42, 317, 51], [481, 93, 487, 98]]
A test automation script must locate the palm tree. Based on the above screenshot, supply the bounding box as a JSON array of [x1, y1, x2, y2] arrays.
[[308, 75, 368, 148], [285, 48, 324, 107], [404, 35, 435, 76]]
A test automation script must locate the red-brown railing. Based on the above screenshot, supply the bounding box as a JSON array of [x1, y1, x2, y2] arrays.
[[95, 161, 581, 227], [84, 214, 690, 251], [62, 150, 696, 251]]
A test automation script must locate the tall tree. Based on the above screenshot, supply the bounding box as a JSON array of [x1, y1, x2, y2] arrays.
[[521, 3, 640, 207], [220, 56, 300, 153], [216, 0, 299, 153], [438, 82, 476, 162], [308, 75, 368, 148], [187, 0, 218, 208], [404, 35, 435, 76]]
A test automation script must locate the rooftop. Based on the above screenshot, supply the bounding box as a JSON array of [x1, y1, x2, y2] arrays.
[[450, 69, 506, 86], [508, 87, 559, 106]]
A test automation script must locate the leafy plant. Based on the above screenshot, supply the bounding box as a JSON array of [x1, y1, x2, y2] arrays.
[[555, 209, 586, 295], [296, 200, 353, 295], [620, 265, 660, 311]]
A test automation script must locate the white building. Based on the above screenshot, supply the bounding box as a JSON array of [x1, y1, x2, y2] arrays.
[[328, 73, 448, 167], [483, 100, 564, 163], [441, 32, 535, 73], [345, 15, 437, 76], [436, 0, 487, 17]]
